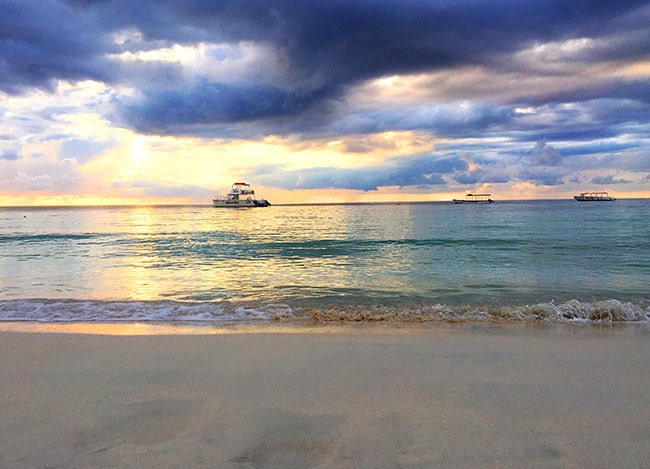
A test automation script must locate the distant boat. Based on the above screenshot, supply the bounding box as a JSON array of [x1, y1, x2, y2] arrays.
[[213, 182, 271, 208], [453, 193, 494, 204], [573, 191, 615, 202]]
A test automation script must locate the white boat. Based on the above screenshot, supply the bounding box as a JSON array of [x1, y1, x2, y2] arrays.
[[453, 193, 494, 204], [212, 182, 271, 207], [574, 191, 615, 201]]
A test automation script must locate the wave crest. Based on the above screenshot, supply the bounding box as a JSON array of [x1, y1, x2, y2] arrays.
[[304, 299, 650, 323], [1, 299, 647, 324]]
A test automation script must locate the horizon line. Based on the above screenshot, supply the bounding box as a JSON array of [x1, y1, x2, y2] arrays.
[[1, 197, 646, 209]]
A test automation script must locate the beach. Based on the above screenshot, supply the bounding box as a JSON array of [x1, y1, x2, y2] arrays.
[[1, 323, 648, 468]]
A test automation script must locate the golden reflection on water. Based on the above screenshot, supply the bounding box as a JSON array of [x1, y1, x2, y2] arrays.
[[1, 203, 442, 303], [102, 206, 171, 300], [66, 204, 440, 301], [72, 205, 366, 301]]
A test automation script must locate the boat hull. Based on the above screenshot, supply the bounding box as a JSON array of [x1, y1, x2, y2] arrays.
[[212, 199, 255, 208], [574, 196, 615, 201], [212, 199, 271, 208], [453, 199, 493, 204], [452, 193, 493, 204]]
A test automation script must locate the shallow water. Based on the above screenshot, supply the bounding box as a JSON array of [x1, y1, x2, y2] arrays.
[[1, 200, 648, 323]]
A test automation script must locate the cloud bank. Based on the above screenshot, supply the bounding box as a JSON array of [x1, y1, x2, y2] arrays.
[[1, 0, 649, 199]]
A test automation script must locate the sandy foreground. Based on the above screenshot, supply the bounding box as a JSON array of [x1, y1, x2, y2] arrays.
[[0, 323, 648, 468]]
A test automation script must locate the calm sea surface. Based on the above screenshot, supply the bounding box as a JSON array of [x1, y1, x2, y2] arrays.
[[1, 200, 648, 323]]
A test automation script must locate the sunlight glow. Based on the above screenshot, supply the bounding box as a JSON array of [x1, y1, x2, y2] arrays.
[[110, 43, 208, 64], [2, 64, 649, 206], [522, 38, 595, 62]]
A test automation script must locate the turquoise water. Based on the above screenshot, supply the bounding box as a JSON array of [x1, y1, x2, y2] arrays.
[[1, 200, 648, 323]]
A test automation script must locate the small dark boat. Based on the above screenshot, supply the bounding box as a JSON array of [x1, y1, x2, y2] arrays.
[[453, 193, 494, 204], [573, 191, 615, 201]]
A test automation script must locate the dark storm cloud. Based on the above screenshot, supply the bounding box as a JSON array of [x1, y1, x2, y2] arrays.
[[519, 80, 650, 107], [3, 1, 650, 195], [0, 0, 110, 93], [3, 0, 649, 134], [119, 80, 338, 134], [254, 154, 466, 191], [331, 103, 515, 137], [591, 174, 633, 185], [560, 142, 641, 157], [515, 127, 624, 143]]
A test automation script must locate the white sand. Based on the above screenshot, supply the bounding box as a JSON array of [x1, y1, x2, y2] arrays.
[[1, 323, 648, 468]]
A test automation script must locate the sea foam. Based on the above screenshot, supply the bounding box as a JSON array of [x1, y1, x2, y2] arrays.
[[0, 299, 647, 324]]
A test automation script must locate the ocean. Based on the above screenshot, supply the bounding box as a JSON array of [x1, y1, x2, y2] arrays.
[[1, 199, 648, 324]]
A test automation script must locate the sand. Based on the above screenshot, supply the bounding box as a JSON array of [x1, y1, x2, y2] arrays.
[[0, 322, 648, 468]]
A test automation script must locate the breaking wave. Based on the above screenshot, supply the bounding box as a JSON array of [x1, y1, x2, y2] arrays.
[[0, 298, 648, 324]]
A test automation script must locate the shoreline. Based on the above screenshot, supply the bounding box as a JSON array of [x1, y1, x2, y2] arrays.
[[2, 296, 649, 324], [1, 323, 648, 467], [1, 319, 648, 336]]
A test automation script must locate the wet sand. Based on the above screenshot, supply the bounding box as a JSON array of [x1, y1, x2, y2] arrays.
[[1, 323, 648, 468]]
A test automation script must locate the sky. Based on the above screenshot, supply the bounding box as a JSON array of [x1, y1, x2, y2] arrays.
[[1, 0, 649, 205]]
